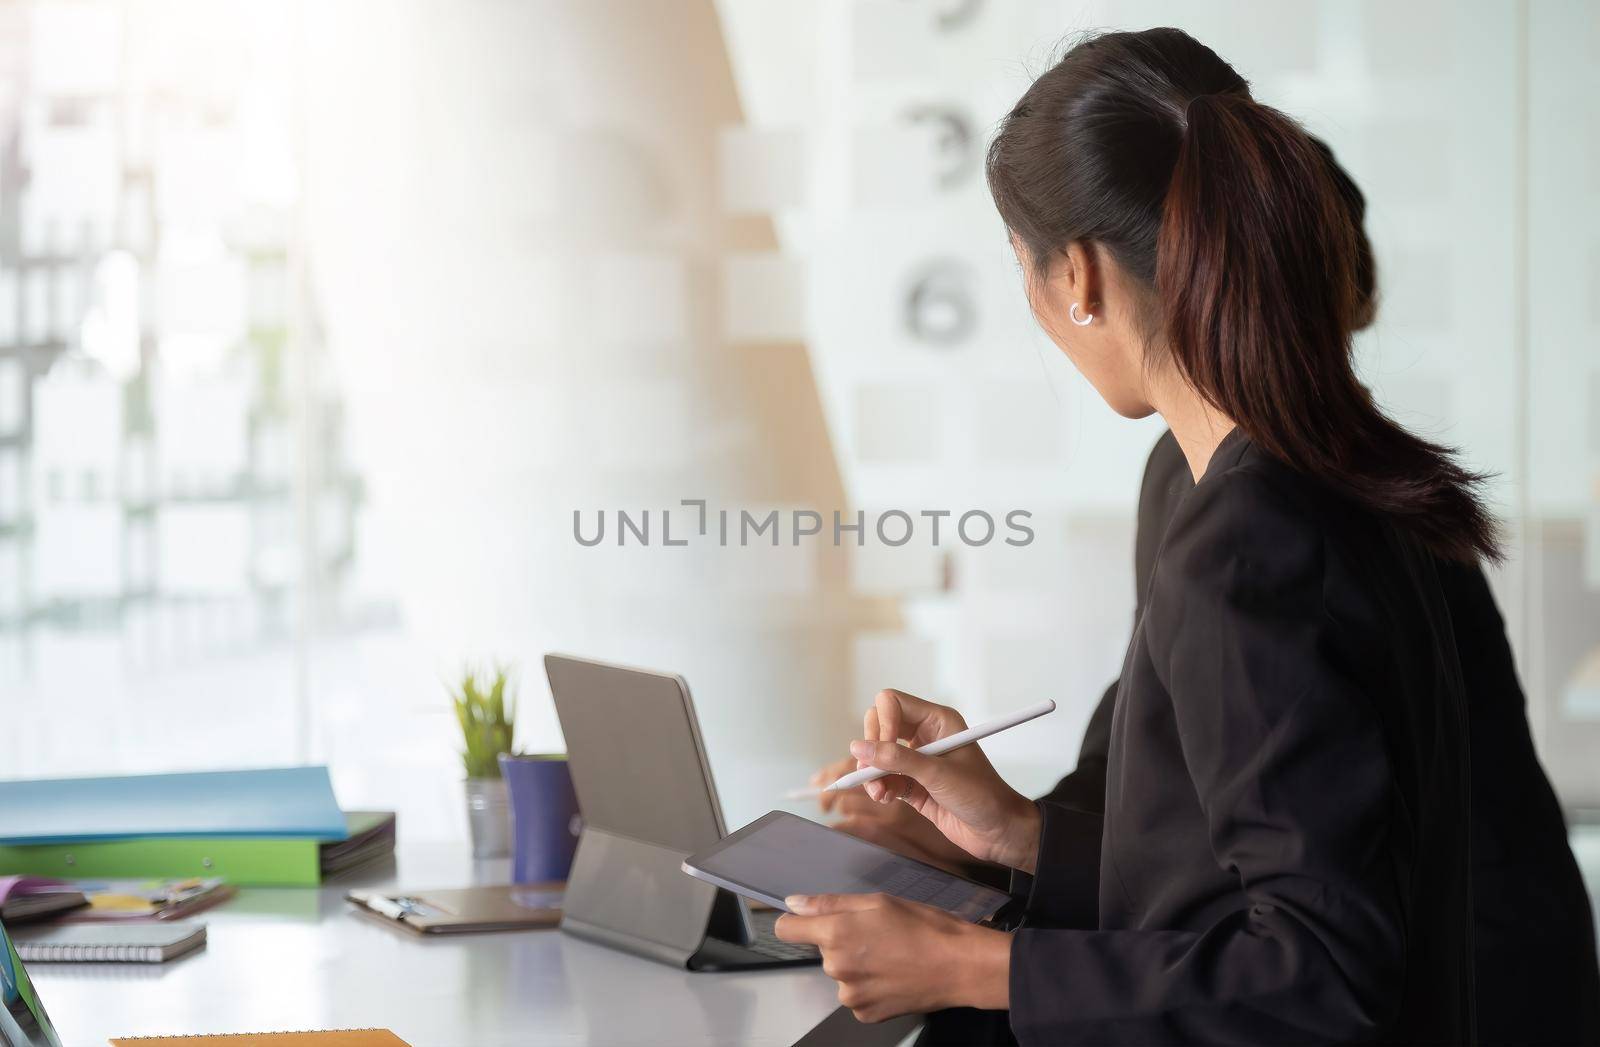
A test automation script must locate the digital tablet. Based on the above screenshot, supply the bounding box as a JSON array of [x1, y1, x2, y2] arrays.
[[681, 810, 1011, 923]]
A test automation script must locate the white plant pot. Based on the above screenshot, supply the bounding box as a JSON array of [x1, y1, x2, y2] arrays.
[[464, 777, 511, 859]]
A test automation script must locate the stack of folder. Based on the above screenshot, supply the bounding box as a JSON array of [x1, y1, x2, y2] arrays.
[[0, 875, 89, 922], [0, 767, 395, 887], [65, 877, 236, 921]]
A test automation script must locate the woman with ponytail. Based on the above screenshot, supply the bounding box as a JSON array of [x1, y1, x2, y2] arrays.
[[777, 28, 1515, 1043]]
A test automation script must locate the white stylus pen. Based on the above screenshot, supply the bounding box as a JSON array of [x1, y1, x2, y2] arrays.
[[823, 698, 1058, 792]]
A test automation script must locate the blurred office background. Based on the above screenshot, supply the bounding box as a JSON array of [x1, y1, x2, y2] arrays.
[[0, 0, 1596, 848]]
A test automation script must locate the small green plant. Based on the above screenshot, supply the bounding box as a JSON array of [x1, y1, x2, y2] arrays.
[[449, 664, 517, 779]]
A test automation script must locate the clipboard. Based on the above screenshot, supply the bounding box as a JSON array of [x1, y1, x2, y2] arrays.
[[344, 884, 562, 935]]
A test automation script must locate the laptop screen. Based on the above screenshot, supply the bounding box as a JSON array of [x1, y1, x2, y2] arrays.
[[0, 920, 61, 1047]]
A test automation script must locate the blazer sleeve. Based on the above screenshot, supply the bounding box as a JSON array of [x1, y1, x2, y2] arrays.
[[1021, 680, 1115, 925], [1008, 468, 1407, 1045]]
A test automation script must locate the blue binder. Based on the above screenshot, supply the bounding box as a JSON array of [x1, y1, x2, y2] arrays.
[[0, 766, 348, 845]]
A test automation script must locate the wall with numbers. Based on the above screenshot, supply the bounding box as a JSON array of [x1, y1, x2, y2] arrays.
[[715, 0, 1600, 803]]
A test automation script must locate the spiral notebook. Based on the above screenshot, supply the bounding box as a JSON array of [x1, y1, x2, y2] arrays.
[[11, 922, 206, 963]]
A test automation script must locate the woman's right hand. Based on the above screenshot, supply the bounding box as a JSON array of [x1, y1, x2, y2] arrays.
[[812, 755, 980, 875], [848, 689, 1042, 874]]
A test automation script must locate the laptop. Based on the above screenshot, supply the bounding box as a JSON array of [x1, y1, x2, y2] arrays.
[[1, 918, 63, 1047], [544, 654, 818, 970]]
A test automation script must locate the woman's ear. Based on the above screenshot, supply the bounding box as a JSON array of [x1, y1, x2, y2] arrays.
[[1058, 241, 1101, 314]]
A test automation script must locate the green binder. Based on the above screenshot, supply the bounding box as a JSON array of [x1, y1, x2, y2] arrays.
[[0, 836, 324, 886], [0, 811, 394, 887]]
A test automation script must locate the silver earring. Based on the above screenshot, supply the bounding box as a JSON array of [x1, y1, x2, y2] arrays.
[[1070, 302, 1093, 326]]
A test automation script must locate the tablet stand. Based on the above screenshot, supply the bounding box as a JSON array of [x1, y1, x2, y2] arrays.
[[559, 825, 754, 969]]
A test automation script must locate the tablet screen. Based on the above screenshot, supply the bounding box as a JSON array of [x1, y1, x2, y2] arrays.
[[683, 810, 1011, 923]]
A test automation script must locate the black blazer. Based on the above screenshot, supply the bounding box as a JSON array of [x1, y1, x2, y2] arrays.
[[1443, 563, 1600, 1045], [1010, 428, 1475, 1044], [1025, 431, 1600, 1045]]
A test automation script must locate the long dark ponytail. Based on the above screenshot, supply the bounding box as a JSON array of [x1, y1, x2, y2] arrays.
[[988, 28, 1500, 564]]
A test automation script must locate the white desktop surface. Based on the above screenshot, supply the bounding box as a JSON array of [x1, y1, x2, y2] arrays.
[[30, 828, 1600, 1045], [29, 845, 842, 1047]]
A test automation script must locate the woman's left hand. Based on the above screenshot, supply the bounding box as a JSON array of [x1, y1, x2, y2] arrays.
[[774, 893, 1012, 1023]]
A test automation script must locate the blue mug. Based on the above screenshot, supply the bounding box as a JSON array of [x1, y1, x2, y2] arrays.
[[498, 753, 580, 883]]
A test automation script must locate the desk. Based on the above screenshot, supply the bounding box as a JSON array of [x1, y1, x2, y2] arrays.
[[29, 845, 843, 1047], [33, 828, 1600, 1045]]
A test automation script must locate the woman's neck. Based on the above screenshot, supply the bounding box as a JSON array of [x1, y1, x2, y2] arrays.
[[1150, 373, 1238, 482]]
